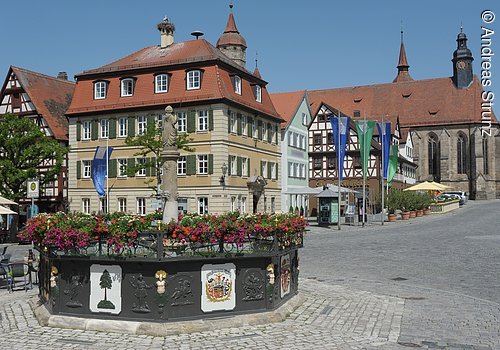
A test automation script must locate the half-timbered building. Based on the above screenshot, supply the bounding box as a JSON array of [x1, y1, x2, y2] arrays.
[[0, 66, 74, 213]]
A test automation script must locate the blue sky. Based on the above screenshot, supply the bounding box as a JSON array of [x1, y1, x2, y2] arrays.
[[1, 0, 497, 96]]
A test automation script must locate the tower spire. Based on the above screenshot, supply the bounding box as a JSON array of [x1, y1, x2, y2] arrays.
[[393, 28, 413, 83], [216, 2, 247, 67]]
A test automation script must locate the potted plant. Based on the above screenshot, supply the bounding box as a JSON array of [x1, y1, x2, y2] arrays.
[[415, 193, 424, 217], [386, 189, 399, 222], [399, 191, 410, 220], [423, 193, 432, 215]]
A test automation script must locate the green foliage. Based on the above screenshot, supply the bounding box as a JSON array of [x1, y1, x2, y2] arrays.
[[100, 269, 113, 290], [0, 114, 68, 202], [125, 120, 194, 194], [386, 189, 401, 214]]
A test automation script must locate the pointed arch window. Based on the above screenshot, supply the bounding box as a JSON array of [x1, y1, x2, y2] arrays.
[[457, 133, 467, 174], [482, 137, 489, 175], [428, 133, 440, 181]]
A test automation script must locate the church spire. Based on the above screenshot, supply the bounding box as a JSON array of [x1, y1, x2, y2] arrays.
[[216, 3, 247, 67], [393, 30, 413, 83]]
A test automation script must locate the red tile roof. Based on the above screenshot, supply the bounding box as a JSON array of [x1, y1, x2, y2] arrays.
[[305, 75, 497, 128], [67, 40, 281, 121], [5, 66, 74, 141], [270, 91, 306, 128]]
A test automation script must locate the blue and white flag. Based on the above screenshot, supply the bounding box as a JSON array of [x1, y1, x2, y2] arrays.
[[91, 146, 113, 197], [329, 115, 351, 182], [377, 122, 392, 179]]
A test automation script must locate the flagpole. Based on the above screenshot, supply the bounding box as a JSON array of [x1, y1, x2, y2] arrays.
[[337, 112, 341, 231], [362, 112, 366, 227], [381, 115, 385, 226]]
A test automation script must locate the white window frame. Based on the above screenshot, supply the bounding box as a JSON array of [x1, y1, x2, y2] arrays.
[[241, 115, 247, 135], [302, 112, 308, 126], [271, 162, 277, 179], [136, 197, 146, 215], [118, 198, 127, 212], [118, 159, 128, 177], [118, 117, 128, 137], [138, 115, 147, 135], [83, 160, 91, 178], [300, 164, 306, 179], [99, 197, 108, 214], [121, 78, 134, 97], [234, 75, 242, 95], [197, 155, 208, 175], [230, 111, 236, 133], [252, 119, 257, 138], [198, 197, 208, 215], [230, 155, 237, 176], [177, 112, 187, 133], [82, 198, 90, 215], [241, 157, 247, 177], [187, 70, 201, 90], [177, 156, 186, 175], [270, 124, 276, 144], [198, 110, 208, 131], [100, 119, 109, 139], [255, 85, 262, 102], [230, 196, 236, 211], [241, 197, 246, 213], [155, 74, 169, 93], [82, 120, 91, 140], [94, 81, 106, 100], [261, 161, 267, 178], [136, 158, 146, 177]]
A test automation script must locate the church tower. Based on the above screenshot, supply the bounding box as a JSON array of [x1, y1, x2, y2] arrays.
[[393, 30, 413, 83], [216, 4, 247, 67], [452, 28, 474, 89]]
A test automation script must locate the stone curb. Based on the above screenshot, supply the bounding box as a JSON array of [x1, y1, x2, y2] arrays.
[[29, 293, 305, 336]]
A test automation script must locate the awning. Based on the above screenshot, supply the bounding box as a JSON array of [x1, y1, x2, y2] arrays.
[[0, 196, 17, 206], [283, 187, 319, 195], [0, 205, 17, 215], [403, 181, 451, 191]]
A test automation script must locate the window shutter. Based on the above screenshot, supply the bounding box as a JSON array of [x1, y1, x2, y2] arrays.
[[237, 113, 242, 135], [147, 114, 155, 129], [267, 123, 272, 143], [76, 121, 81, 141], [252, 85, 257, 99], [237, 156, 242, 176], [228, 109, 231, 133], [76, 161, 81, 179], [267, 162, 272, 179], [275, 163, 278, 179], [247, 159, 250, 177], [260, 161, 264, 176], [128, 116, 135, 137], [109, 118, 116, 139], [208, 154, 213, 174], [275, 125, 279, 144], [209, 109, 214, 131], [228, 155, 232, 175], [145, 159, 151, 177], [91, 120, 98, 140], [258, 120, 263, 140], [109, 159, 117, 178], [186, 155, 196, 175], [187, 110, 196, 133], [247, 117, 253, 137], [128, 158, 135, 176]]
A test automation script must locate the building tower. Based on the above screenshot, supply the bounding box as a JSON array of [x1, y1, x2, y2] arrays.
[[452, 27, 474, 89], [393, 30, 413, 83], [157, 16, 175, 48], [216, 4, 247, 67]]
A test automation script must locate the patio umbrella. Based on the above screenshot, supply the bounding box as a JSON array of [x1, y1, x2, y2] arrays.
[[403, 181, 451, 191], [0, 196, 17, 206], [0, 205, 17, 215]]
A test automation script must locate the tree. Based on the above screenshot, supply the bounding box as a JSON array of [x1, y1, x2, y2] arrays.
[[0, 114, 68, 202], [125, 118, 194, 194], [97, 269, 115, 309]]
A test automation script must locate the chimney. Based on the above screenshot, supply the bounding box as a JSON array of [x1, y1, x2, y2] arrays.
[[157, 16, 175, 48], [57, 71, 68, 80]]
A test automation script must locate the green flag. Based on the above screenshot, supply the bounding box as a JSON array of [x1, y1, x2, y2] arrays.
[[355, 120, 375, 177], [387, 144, 399, 185]]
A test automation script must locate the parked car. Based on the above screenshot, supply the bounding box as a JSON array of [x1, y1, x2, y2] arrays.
[[435, 193, 464, 206], [444, 191, 468, 204]]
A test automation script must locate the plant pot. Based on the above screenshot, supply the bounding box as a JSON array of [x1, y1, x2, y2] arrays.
[[401, 211, 410, 220], [416, 210, 423, 217], [423, 209, 431, 215], [409, 211, 417, 218], [388, 213, 397, 222]]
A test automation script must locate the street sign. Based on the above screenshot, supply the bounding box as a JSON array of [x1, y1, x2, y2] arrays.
[[27, 179, 39, 198], [151, 198, 163, 209]]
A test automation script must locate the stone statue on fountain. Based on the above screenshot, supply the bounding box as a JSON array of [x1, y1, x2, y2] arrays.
[[161, 105, 180, 224]]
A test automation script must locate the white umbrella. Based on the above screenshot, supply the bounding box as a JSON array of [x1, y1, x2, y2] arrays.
[[0, 196, 17, 206], [0, 205, 17, 215]]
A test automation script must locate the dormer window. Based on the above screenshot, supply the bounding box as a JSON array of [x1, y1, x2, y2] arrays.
[[155, 74, 169, 93], [121, 78, 134, 97], [234, 75, 242, 95], [187, 70, 201, 90], [255, 85, 262, 102], [94, 81, 107, 100]]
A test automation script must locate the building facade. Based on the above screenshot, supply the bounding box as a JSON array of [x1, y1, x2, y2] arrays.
[[66, 8, 283, 215]]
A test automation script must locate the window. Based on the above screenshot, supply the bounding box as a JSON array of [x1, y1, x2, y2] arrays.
[[82, 198, 90, 215], [198, 155, 208, 174], [83, 160, 91, 178], [137, 158, 146, 177], [302, 112, 308, 126], [270, 124, 276, 144], [155, 74, 169, 93], [241, 197, 247, 213], [327, 132, 334, 145], [136, 197, 146, 215], [177, 156, 186, 175], [252, 118, 257, 138], [314, 157, 322, 170], [177, 112, 186, 133], [293, 133, 299, 147], [230, 156, 237, 175], [483, 137, 489, 174], [288, 162, 294, 178], [255, 85, 262, 102], [157, 114, 163, 129], [198, 197, 208, 215], [198, 110, 208, 131], [293, 163, 299, 178], [261, 161, 267, 178], [428, 133, 440, 181], [271, 162, 277, 179], [260, 120, 266, 140], [353, 110, 361, 118], [118, 198, 127, 213], [121, 78, 134, 97], [94, 81, 106, 99], [187, 70, 201, 90], [271, 197, 275, 213], [83, 121, 91, 140], [241, 115, 247, 135], [327, 156, 335, 170], [457, 133, 467, 174], [234, 75, 242, 95], [230, 111, 236, 133], [118, 117, 128, 137], [138, 115, 147, 135], [118, 159, 127, 177], [241, 157, 247, 177], [231, 196, 236, 211], [99, 197, 108, 214], [300, 135, 306, 150], [100, 119, 109, 138], [313, 134, 322, 145]]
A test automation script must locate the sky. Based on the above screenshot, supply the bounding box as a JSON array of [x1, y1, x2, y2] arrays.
[[1, 0, 498, 97]]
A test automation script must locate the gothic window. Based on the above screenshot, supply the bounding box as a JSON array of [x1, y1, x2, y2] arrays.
[[483, 137, 489, 175], [457, 133, 467, 174], [428, 133, 440, 181]]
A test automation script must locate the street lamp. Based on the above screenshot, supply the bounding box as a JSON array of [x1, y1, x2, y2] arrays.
[[220, 163, 228, 186]]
